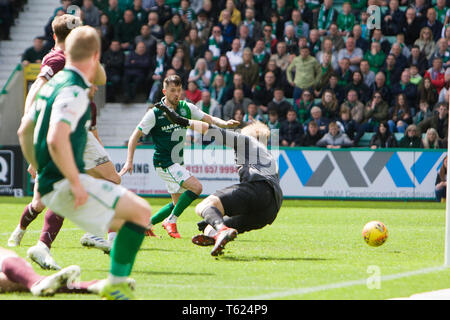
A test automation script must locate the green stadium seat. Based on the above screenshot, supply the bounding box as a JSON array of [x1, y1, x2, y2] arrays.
[[286, 98, 294, 106], [358, 132, 374, 147], [314, 98, 322, 106], [386, 36, 397, 44], [395, 132, 404, 141]]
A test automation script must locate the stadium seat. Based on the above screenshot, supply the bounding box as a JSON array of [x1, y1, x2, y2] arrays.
[[358, 132, 374, 147], [386, 36, 397, 45]]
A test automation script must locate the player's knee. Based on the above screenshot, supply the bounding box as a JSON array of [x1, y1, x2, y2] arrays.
[[31, 200, 45, 213]]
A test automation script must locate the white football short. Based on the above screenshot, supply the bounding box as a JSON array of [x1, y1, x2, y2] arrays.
[[155, 163, 192, 194], [41, 174, 127, 237], [83, 131, 111, 170]]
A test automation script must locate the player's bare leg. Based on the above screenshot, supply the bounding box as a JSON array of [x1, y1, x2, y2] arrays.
[[193, 195, 237, 256], [162, 176, 202, 238], [81, 160, 121, 251]]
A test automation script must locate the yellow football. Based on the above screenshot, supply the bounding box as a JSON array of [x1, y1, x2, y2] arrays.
[[362, 221, 388, 247]]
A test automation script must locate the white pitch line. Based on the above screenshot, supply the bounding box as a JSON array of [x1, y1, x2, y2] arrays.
[[242, 265, 449, 300]]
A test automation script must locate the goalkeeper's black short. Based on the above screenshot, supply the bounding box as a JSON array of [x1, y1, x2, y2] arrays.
[[213, 180, 279, 234]]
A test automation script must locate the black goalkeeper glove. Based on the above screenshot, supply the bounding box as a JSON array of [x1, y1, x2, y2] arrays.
[[154, 102, 190, 128]]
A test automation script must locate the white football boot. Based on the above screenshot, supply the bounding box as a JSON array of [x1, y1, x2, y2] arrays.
[[7, 224, 26, 247], [80, 233, 112, 254], [30, 265, 81, 297], [27, 241, 61, 270]]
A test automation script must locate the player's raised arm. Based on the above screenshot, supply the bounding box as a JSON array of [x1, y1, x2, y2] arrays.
[[200, 113, 240, 129]]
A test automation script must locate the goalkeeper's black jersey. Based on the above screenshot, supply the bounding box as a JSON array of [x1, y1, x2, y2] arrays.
[[204, 127, 283, 210]]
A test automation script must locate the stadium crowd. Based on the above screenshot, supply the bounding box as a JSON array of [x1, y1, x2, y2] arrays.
[[15, 0, 450, 147]]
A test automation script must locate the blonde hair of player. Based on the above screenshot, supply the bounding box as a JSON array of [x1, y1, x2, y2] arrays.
[[241, 121, 271, 145]]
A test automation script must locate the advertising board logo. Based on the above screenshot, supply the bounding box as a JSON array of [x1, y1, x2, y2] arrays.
[[279, 151, 444, 188], [0, 150, 14, 187]]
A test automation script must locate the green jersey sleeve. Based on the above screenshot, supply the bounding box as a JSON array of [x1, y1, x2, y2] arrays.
[[138, 108, 156, 134], [49, 85, 90, 132]]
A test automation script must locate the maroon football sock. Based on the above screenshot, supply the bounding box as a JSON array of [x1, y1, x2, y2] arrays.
[[1, 257, 44, 290], [39, 210, 64, 249], [19, 203, 42, 230]]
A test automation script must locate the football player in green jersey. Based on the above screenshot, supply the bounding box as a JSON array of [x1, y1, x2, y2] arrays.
[[17, 26, 151, 300], [120, 75, 240, 238]]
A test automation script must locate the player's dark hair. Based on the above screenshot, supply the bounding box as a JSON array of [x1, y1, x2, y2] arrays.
[[52, 14, 81, 42], [164, 74, 182, 88]]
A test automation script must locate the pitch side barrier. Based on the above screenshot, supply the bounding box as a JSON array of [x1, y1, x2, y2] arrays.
[[95, 146, 446, 201]]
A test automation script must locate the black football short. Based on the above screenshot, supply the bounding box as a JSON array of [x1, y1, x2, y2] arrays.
[[213, 180, 279, 233]]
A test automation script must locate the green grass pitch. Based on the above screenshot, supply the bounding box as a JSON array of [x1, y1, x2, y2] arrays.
[[0, 197, 449, 300]]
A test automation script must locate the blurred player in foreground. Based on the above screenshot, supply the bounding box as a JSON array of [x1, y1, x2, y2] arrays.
[[153, 104, 283, 256], [17, 26, 150, 300], [8, 14, 120, 270], [0, 247, 134, 296]]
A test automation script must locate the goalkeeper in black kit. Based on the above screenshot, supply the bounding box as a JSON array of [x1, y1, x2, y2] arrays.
[[154, 102, 283, 256]]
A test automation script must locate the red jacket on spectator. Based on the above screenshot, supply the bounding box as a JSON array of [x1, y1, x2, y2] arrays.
[[424, 67, 446, 94], [186, 88, 202, 104]]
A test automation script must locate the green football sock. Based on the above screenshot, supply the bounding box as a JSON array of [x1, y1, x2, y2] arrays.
[[150, 202, 175, 225], [110, 222, 146, 278], [171, 190, 199, 217]]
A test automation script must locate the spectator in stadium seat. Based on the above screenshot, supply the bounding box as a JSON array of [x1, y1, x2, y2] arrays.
[[149, 0, 172, 25], [188, 58, 212, 91], [423, 128, 445, 149], [318, 89, 340, 121], [226, 38, 243, 73], [105, 0, 122, 25], [320, 74, 346, 104], [21, 37, 47, 66], [164, 13, 188, 44], [297, 0, 314, 29], [381, 54, 402, 87], [359, 91, 389, 137], [435, 156, 447, 202], [431, 39, 450, 69], [411, 0, 429, 18], [115, 9, 141, 51], [381, 0, 406, 36], [224, 72, 252, 102], [235, 48, 260, 91], [300, 120, 323, 146], [208, 26, 230, 62], [418, 102, 448, 140], [403, 7, 422, 46], [220, 0, 242, 26], [421, 8, 443, 42], [237, 24, 255, 52], [408, 45, 429, 75], [103, 39, 125, 102], [341, 89, 365, 126], [338, 37, 364, 73], [363, 41, 386, 74], [336, 2, 355, 37], [327, 23, 345, 52], [185, 81, 202, 104], [345, 70, 371, 104], [390, 69, 418, 109], [253, 71, 277, 114], [316, 121, 353, 148], [122, 41, 151, 102], [184, 29, 206, 68], [390, 43, 409, 71], [418, 77, 438, 108], [223, 88, 253, 120], [398, 124, 424, 148], [335, 58, 353, 88], [243, 102, 265, 123], [135, 24, 157, 56], [196, 90, 222, 118], [147, 42, 169, 102], [280, 109, 304, 147], [253, 39, 270, 73], [317, 0, 338, 36], [239, 7, 263, 39], [99, 14, 115, 50], [130, 0, 148, 25], [388, 93, 412, 133], [309, 106, 330, 134], [314, 52, 336, 96], [268, 88, 292, 123], [218, 9, 237, 45], [336, 105, 357, 140], [232, 108, 247, 129], [414, 27, 436, 60], [436, 0, 447, 25], [286, 45, 321, 103], [209, 74, 228, 106], [173, 46, 191, 73], [270, 41, 290, 72], [360, 59, 375, 89], [170, 56, 188, 88], [307, 29, 321, 58], [284, 9, 309, 39], [352, 24, 369, 52], [283, 25, 299, 54], [413, 100, 433, 124], [82, 0, 101, 27], [369, 121, 398, 149], [147, 11, 164, 41], [315, 37, 338, 71], [424, 57, 446, 94]]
